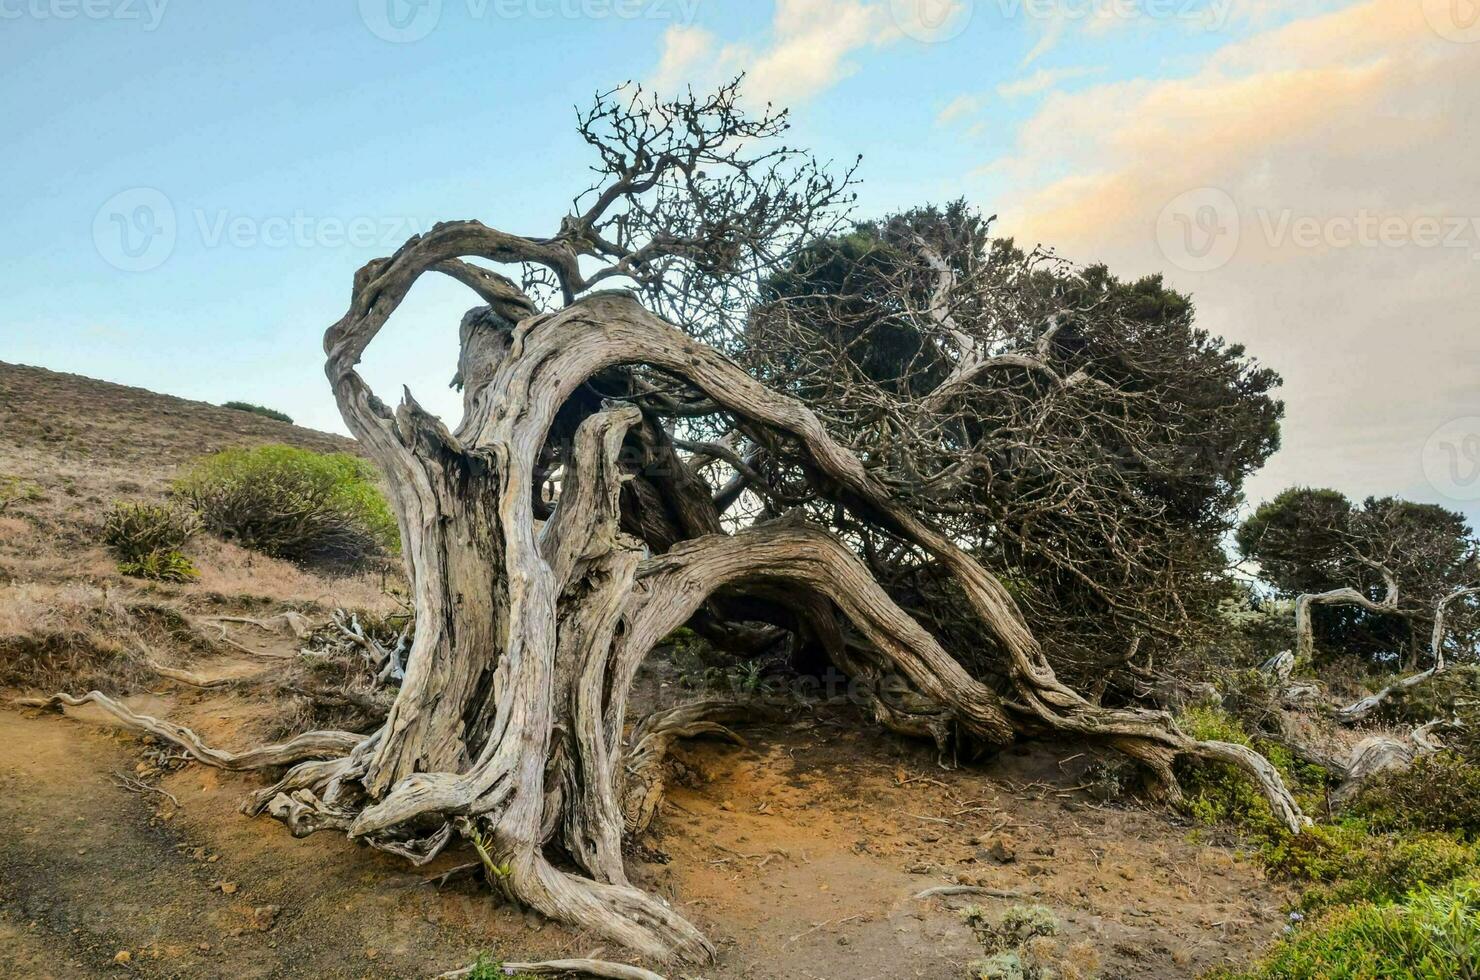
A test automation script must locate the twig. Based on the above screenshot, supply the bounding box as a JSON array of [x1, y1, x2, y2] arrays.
[[913, 885, 1024, 900], [112, 770, 180, 807]]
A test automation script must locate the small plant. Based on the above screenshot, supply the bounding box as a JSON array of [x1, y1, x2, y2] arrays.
[[961, 905, 1096, 980], [0, 476, 45, 514], [117, 549, 199, 583], [102, 501, 202, 582], [465, 954, 540, 980], [174, 444, 398, 567], [459, 817, 522, 910], [222, 401, 294, 424]]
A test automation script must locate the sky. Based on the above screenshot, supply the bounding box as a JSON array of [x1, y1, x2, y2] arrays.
[[2, 0, 1477, 526]]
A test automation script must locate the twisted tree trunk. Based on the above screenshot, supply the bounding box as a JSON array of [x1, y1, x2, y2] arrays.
[[25, 230, 1306, 965]]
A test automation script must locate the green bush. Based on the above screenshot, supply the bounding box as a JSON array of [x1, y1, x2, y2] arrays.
[[103, 502, 201, 582], [1175, 705, 1328, 832], [222, 401, 293, 424], [1261, 822, 1480, 912], [1349, 753, 1480, 841], [1218, 878, 1480, 979], [174, 444, 397, 567]]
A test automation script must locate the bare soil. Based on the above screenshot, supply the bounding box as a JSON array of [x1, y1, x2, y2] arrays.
[[0, 362, 1295, 978]]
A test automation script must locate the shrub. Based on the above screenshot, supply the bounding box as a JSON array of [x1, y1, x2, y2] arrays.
[[1261, 822, 1480, 912], [1349, 753, 1480, 840], [174, 444, 397, 567], [1175, 705, 1327, 831], [1217, 878, 1480, 979], [118, 549, 199, 583], [961, 905, 1098, 980], [222, 401, 293, 424], [102, 502, 201, 582]]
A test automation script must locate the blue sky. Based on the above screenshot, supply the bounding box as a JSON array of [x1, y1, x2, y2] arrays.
[[3, 0, 1477, 524]]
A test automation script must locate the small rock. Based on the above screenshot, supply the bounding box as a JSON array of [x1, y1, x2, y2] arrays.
[[248, 906, 280, 932], [984, 838, 1017, 864]]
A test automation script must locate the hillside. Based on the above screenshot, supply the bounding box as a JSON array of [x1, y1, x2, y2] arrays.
[[0, 363, 1294, 979]]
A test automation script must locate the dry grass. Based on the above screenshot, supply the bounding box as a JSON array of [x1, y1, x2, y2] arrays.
[[0, 361, 401, 694], [0, 581, 165, 693]]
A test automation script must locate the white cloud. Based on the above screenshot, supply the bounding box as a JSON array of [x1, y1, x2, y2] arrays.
[[647, 0, 897, 106], [937, 92, 988, 125], [995, 65, 1102, 98], [989, 0, 1480, 521]]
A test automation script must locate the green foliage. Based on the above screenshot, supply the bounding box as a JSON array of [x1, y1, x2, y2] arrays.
[[174, 444, 397, 567], [1376, 666, 1480, 731], [222, 401, 294, 424], [1349, 754, 1480, 840], [1238, 488, 1478, 668], [0, 476, 45, 513], [1175, 706, 1328, 831], [666, 628, 774, 699], [465, 955, 539, 980], [1217, 878, 1480, 979], [1237, 487, 1356, 596], [117, 549, 199, 583], [102, 501, 201, 582], [1261, 821, 1480, 912], [103, 502, 201, 559]]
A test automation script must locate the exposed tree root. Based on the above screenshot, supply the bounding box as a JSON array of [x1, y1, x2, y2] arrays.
[[17, 691, 363, 768]]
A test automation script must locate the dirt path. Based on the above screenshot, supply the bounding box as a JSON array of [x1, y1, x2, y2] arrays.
[[0, 684, 1291, 979]]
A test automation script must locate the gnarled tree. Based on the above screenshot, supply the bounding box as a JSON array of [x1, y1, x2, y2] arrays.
[[27, 82, 1303, 964]]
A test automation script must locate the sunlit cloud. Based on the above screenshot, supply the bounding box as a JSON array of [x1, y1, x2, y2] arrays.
[[989, 0, 1480, 518], [648, 0, 899, 106]]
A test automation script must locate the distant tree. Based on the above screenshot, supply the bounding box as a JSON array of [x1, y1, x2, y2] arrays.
[[222, 400, 293, 424], [1238, 488, 1479, 669]]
